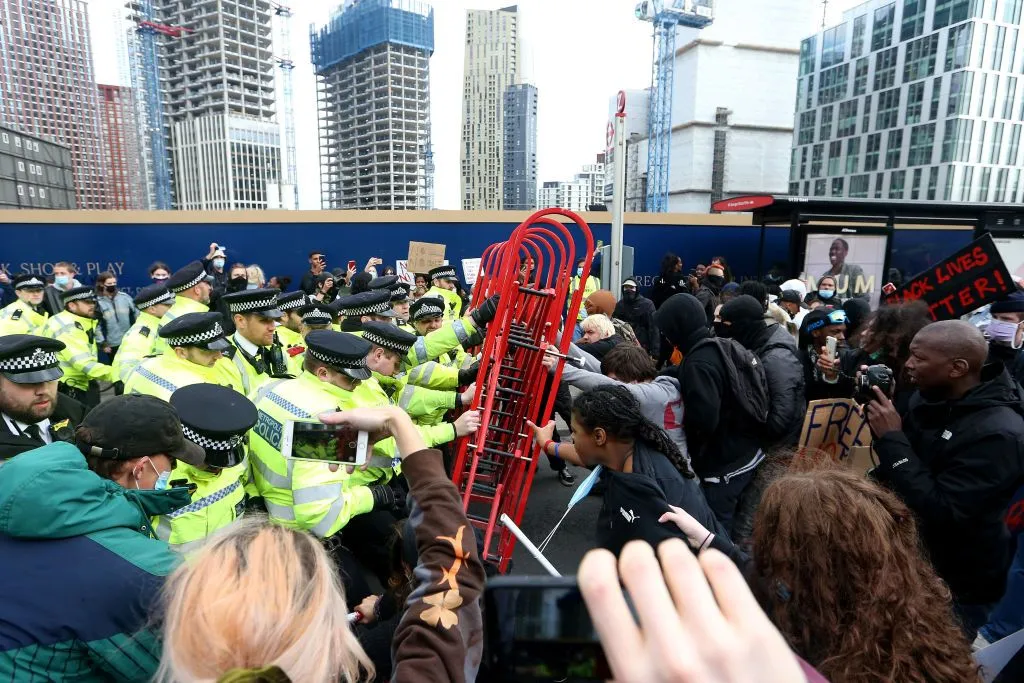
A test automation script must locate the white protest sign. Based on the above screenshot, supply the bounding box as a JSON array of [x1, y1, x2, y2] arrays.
[[396, 260, 414, 285], [462, 258, 482, 286]]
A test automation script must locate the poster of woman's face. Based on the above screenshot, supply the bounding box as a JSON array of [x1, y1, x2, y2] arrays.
[[803, 233, 888, 308]]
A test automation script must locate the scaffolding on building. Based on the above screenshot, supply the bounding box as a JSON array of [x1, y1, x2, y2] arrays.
[[310, 0, 434, 210]]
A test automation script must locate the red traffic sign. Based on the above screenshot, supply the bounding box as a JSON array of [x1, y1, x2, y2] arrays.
[[711, 195, 775, 212], [616, 90, 626, 115]]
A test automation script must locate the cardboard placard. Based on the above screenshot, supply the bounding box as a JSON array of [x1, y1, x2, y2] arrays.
[[396, 260, 414, 285], [462, 258, 482, 286], [407, 241, 446, 274], [885, 234, 1013, 320], [798, 398, 874, 471]]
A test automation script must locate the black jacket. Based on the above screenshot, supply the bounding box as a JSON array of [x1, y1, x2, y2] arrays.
[[596, 441, 728, 556], [650, 274, 688, 309], [0, 394, 84, 462], [873, 364, 1024, 604], [694, 284, 720, 326], [613, 295, 660, 357], [751, 324, 806, 446], [577, 333, 625, 362]]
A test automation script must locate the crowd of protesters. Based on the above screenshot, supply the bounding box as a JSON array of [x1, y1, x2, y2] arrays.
[[0, 242, 1023, 682]]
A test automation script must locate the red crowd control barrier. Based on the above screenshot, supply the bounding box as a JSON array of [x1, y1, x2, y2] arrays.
[[452, 208, 594, 572]]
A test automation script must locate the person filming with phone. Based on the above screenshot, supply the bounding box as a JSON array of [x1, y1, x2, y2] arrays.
[[865, 320, 1024, 634], [300, 250, 327, 295]]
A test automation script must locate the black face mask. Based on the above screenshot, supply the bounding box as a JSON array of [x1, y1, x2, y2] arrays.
[[104, 285, 117, 294], [623, 290, 638, 301], [713, 321, 731, 338], [228, 276, 248, 292], [706, 275, 725, 289]]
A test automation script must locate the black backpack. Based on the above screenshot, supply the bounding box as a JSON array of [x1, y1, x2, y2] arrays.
[[691, 337, 770, 424]]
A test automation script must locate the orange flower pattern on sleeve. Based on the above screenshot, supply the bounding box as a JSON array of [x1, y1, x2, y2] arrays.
[[419, 524, 470, 630]]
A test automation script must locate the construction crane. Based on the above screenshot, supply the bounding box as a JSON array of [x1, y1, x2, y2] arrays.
[[134, 2, 190, 210], [271, 1, 298, 210], [635, 0, 713, 213]]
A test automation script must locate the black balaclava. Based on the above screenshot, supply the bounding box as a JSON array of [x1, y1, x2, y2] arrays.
[[654, 293, 710, 355], [719, 295, 768, 350]]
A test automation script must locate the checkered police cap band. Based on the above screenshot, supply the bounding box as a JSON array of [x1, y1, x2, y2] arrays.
[[136, 292, 175, 309], [279, 296, 307, 312], [182, 424, 245, 451], [14, 277, 45, 290], [302, 309, 332, 324], [412, 302, 444, 321], [0, 348, 58, 372], [227, 295, 277, 314], [390, 285, 409, 301], [308, 346, 368, 370], [341, 299, 390, 316], [431, 266, 457, 280], [63, 290, 95, 304], [170, 270, 206, 293], [363, 329, 412, 354], [166, 321, 224, 347]]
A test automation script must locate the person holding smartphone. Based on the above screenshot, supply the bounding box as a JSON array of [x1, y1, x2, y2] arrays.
[[300, 250, 327, 295]]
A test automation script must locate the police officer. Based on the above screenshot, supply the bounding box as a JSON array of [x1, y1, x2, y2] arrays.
[[159, 261, 214, 332], [152, 384, 258, 554], [124, 312, 244, 399], [41, 287, 115, 411], [275, 291, 307, 353], [370, 275, 415, 332], [0, 275, 49, 335], [332, 289, 397, 334], [426, 265, 464, 321], [402, 295, 485, 390], [0, 335, 83, 462], [282, 302, 334, 376], [222, 288, 290, 395], [115, 283, 176, 383]]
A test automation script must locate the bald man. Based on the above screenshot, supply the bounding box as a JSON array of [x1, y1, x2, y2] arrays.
[[866, 320, 1024, 632]]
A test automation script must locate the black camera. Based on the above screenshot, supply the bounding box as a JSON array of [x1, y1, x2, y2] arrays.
[[855, 364, 894, 404]]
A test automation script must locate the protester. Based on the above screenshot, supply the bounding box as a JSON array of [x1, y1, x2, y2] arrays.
[[613, 277, 659, 358], [300, 250, 327, 295], [710, 255, 733, 283], [42, 261, 81, 316], [226, 262, 249, 293], [576, 313, 624, 361], [0, 274, 48, 335], [94, 270, 138, 362], [841, 296, 872, 342], [656, 293, 764, 533], [815, 273, 839, 305], [866, 320, 1024, 632], [246, 264, 267, 290], [312, 271, 337, 304], [529, 384, 722, 556], [149, 261, 171, 282], [0, 395, 200, 680], [985, 291, 1024, 386], [695, 265, 724, 325], [844, 301, 931, 412], [799, 307, 853, 400], [0, 335, 83, 461], [202, 242, 229, 293], [650, 252, 687, 308], [657, 466, 980, 682], [583, 288, 616, 317]]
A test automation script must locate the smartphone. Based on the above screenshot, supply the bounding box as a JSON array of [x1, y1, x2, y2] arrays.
[[280, 420, 368, 466], [347, 259, 356, 271], [882, 282, 897, 295], [484, 576, 611, 682], [825, 335, 838, 360]]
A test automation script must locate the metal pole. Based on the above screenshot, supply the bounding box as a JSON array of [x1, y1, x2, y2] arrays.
[[610, 92, 627, 299], [500, 513, 561, 577]]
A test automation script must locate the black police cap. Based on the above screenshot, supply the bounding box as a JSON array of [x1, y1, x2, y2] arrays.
[[390, 282, 411, 303], [167, 261, 214, 293], [221, 288, 284, 319], [304, 329, 372, 380], [277, 291, 307, 312], [428, 265, 457, 281], [61, 286, 96, 305], [170, 384, 257, 469], [158, 312, 230, 351], [362, 321, 417, 355], [369, 275, 399, 291], [0, 334, 65, 384], [134, 283, 175, 309], [12, 274, 46, 290], [297, 302, 333, 326], [331, 290, 396, 318], [410, 295, 446, 322]]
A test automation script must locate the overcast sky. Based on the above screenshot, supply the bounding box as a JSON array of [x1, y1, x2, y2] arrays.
[[87, 0, 855, 210]]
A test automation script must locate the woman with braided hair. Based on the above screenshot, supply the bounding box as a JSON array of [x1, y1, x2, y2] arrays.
[[529, 384, 728, 556]]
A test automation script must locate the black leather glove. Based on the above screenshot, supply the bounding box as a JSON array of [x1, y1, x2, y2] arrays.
[[369, 484, 397, 511], [390, 483, 410, 519], [470, 294, 500, 326], [458, 362, 480, 386]]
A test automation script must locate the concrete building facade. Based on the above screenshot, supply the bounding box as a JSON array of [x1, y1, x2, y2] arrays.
[[502, 83, 538, 211], [0, 0, 109, 208], [154, 0, 283, 210], [0, 124, 76, 209], [311, 0, 434, 210], [792, 0, 1024, 203], [98, 85, 147, 211], [461, 5, 521, 210]]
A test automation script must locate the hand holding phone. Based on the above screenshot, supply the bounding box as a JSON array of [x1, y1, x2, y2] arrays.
[[282, 420, 368, 466], [825, 335, 838, 360], [347, 259, 357, 272]]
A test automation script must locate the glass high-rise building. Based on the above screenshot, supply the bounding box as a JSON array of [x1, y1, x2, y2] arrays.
[[503, 83, 538, 211], [791, 0, 1024, 203]]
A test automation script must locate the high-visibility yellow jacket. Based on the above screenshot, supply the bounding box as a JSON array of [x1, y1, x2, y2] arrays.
[[41, 311, 115, 390], [124, 351, 245, 401], [114, 311, 168, 383], [426, 285, 464, 321], [569, 275, 600, 321], [224, 334, 277, 397], [158, 294, 209, 332], [152, 461, 248, 554], [375, 371, 456, 427], [0, 300, 47, 336]]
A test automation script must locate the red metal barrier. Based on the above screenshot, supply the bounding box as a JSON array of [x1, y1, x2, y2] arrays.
[[453, 208, 594, 572]]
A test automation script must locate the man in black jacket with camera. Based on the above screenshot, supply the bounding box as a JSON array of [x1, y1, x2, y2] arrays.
[[866, 320, 1024, 633]]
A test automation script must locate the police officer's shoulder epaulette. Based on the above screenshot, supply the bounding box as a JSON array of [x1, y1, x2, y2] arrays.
[[10, 309, 22, 321], [223, 345, 237, 359], [139, 326, 151, 338], [74, 321, 84, 330]]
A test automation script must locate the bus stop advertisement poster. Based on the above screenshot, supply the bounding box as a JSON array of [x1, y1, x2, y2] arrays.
[[802, 232, 889, 307], [992, 236, 1024, 285]]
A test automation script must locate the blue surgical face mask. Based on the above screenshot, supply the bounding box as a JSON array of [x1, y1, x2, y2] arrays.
[[987, 319, 1022, 347], [54, 275, 70, 287], [576, 268, 583, 277], [212, 258, 225, 270], [818, 288, 835, 300], [136, 458, 171, 491], [246, 283, 258, 290]]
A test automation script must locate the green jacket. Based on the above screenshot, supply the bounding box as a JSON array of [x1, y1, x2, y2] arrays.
[[0, 442, 190, 681]]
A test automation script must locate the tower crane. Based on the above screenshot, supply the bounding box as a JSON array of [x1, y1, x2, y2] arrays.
[[635, 0, 713, 213], [271, 1, 298, 210]]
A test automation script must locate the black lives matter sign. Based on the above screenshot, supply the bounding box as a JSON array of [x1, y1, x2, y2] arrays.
[[885, 234, 1014, 320]]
